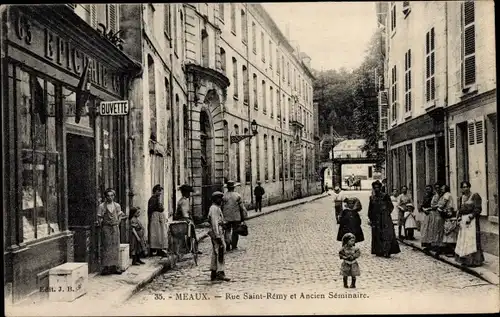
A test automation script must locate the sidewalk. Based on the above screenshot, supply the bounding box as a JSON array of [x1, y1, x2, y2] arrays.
[[397, 228, 499, 285], [6, 192, 329, 316]]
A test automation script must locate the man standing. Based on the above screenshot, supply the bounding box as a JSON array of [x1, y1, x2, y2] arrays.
[[222, 181, 247, 251], [331, 185, 346, 224], [174, 184, 201, 254], [254, 181, 265, 212]]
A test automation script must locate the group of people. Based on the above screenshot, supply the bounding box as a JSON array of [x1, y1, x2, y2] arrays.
[[388, 181, 485, 267], [95, 179, 249, 279], [332, 180, 401, 289]]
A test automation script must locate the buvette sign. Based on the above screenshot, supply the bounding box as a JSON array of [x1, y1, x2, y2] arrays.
[[99, 101, 129, 116]]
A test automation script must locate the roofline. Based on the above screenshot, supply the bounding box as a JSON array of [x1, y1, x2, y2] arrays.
[[250, 4, 315, 80]]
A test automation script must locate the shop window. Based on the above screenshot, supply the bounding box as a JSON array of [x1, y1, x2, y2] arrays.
[[256, 134, 260, 181], [264, 134, 268, 181], [17, 69, 61, 242], [290, 140, 294, 179], [234, 125, 240, 182], [272, 136, 276, 181], [64, 88, 91, 128], [244, 128, 251, 182]]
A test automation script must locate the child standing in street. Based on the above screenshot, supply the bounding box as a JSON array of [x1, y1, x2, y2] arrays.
[[339, 233, 361, 288], [208, 191, 230, 282], [129, 207, 147, 265], [403, 203, 418, 240]]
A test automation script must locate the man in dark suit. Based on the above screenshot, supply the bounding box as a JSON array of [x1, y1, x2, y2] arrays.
[[254, 181, 265, 212]]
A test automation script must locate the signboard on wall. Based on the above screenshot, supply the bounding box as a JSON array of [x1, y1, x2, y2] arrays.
[[99, 101, 129, 116]]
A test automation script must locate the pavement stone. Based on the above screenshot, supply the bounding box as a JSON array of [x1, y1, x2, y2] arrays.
[[5, 193, 329, 317], [116, 191, 499, 315]]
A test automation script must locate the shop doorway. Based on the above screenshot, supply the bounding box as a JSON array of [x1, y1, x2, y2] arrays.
[[66, 134, 98, 272]]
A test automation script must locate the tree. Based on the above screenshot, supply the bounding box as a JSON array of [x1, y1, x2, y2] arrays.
[[351, 29, 385, 168]]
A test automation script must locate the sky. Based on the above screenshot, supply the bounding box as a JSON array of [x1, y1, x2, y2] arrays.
[[262, 2, 378, 72]]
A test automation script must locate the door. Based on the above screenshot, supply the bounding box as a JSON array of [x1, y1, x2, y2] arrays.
[[66, 134, 98, 272]]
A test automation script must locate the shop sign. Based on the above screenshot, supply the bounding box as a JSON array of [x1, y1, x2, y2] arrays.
[[99, 101, 129, 116], [9, 8, 122, 96]]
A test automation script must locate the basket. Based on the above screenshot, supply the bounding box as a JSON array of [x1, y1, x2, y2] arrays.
[[169, 221, 189, 238]]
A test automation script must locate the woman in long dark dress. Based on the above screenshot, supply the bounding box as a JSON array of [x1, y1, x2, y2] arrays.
[[368, 181, 401, 258], [337, 197, 364, 243]]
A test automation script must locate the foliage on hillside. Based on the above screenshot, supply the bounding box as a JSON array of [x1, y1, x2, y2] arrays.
[[313, 29, 385, 167]]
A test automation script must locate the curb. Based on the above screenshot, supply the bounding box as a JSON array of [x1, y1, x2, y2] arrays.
[[120, 193, 330, 304], [398, 239, 499, 285]]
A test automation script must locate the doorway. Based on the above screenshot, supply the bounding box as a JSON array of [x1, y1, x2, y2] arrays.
[[200, 111, 212, 220], [456, 122, 469, 188], [66, 134, 98, 272]]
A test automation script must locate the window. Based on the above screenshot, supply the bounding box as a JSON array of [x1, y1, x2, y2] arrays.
[[243, 65, 249, 104], [462, 0, 476, 88], [404, 49, 412, 112], [278, 138, 283, 179], [106, 4, 119, 34], [276, 49, 280, 74], [284, 141, 288, 179], [391, 65, 398, 122], [241, 10, 247, 44], [253, 73, 258, 109], [179, 11, 184, 60], [270, 86, 274, 118], [287, 97, 291, 123], [262, 80, 266, 113], [183, 104, 189, 181], [230, 3, 236, 34], [223, 121, 229, 180], [289, 140, 294, 178], [17, 69, 61, 242], [252, 22, 256, 54], [256, 135, 260, 181], [244, 128, 251, 182], [261, 31, 265, 62], [220, 48, 226, 73], [390, 2, 396, 33], [173, 8, 178, 54], [272, 136, 276, 180], [219, 4, 224, 22], [425, 28, 435, 102], [234, 125, 240, 182], [264, 134, 269, 181], [232, 57, 238, 98], [201, 29, 209, 67], [164, 4, 171, 38], [148, 55, 157, 139], [282, 57, 285, 81], [287, 62, 290, 85], [276, 90, 280, 120], [269, 41, 273, 68]]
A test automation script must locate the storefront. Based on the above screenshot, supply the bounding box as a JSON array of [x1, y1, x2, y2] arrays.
[[386, 108, 445, 205], [2, 5, 141, 303], [447, 89, 498, 255]]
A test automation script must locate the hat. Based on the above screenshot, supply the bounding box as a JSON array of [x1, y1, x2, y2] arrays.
[[152, 184, 163, 192], [226, 180, 236, 188], [212, 191, 224, 198], [406, 203, 415, 209], [257, 181, 261, 185], [334, 185, 340, 191], [179, 184, 194, 192]]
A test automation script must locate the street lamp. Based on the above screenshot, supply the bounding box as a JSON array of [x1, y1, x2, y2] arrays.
[[231, 119, 258, 143]]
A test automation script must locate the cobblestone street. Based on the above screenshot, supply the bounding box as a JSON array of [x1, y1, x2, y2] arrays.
[[116, 192, 498, 315]]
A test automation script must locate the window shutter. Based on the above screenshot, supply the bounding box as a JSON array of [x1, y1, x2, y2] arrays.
[[91, 4, 97, 28], [164, 5, 171, 36], [67, 4, 77, 10], [449, 128, 455, 148], [468, 122, 475, 145], [107, 4, 118, 34], [463, 0, 476, 86], [475, 120, 483, 144]]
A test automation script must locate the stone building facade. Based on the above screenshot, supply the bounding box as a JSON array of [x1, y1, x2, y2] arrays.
[[379, 1, 497, 255]]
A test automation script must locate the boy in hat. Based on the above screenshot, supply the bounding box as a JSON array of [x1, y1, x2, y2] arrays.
[[207, 191, 230, 281], [222, 180, 247, 251]]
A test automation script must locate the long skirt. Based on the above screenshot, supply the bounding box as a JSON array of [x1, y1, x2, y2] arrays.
[[455, 217, 484, 266], [421, 210, 444, 248], [129, 231, 147, 256], [210, 238, 225, 272], [149, 212, 168, 249], [101, 224, 120, 267]]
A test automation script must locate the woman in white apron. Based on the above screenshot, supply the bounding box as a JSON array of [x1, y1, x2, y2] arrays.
[[455, 181, 484, 267]]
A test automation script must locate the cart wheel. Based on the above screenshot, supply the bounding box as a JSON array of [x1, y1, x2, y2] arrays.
[[191, 237, 198, 266]]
